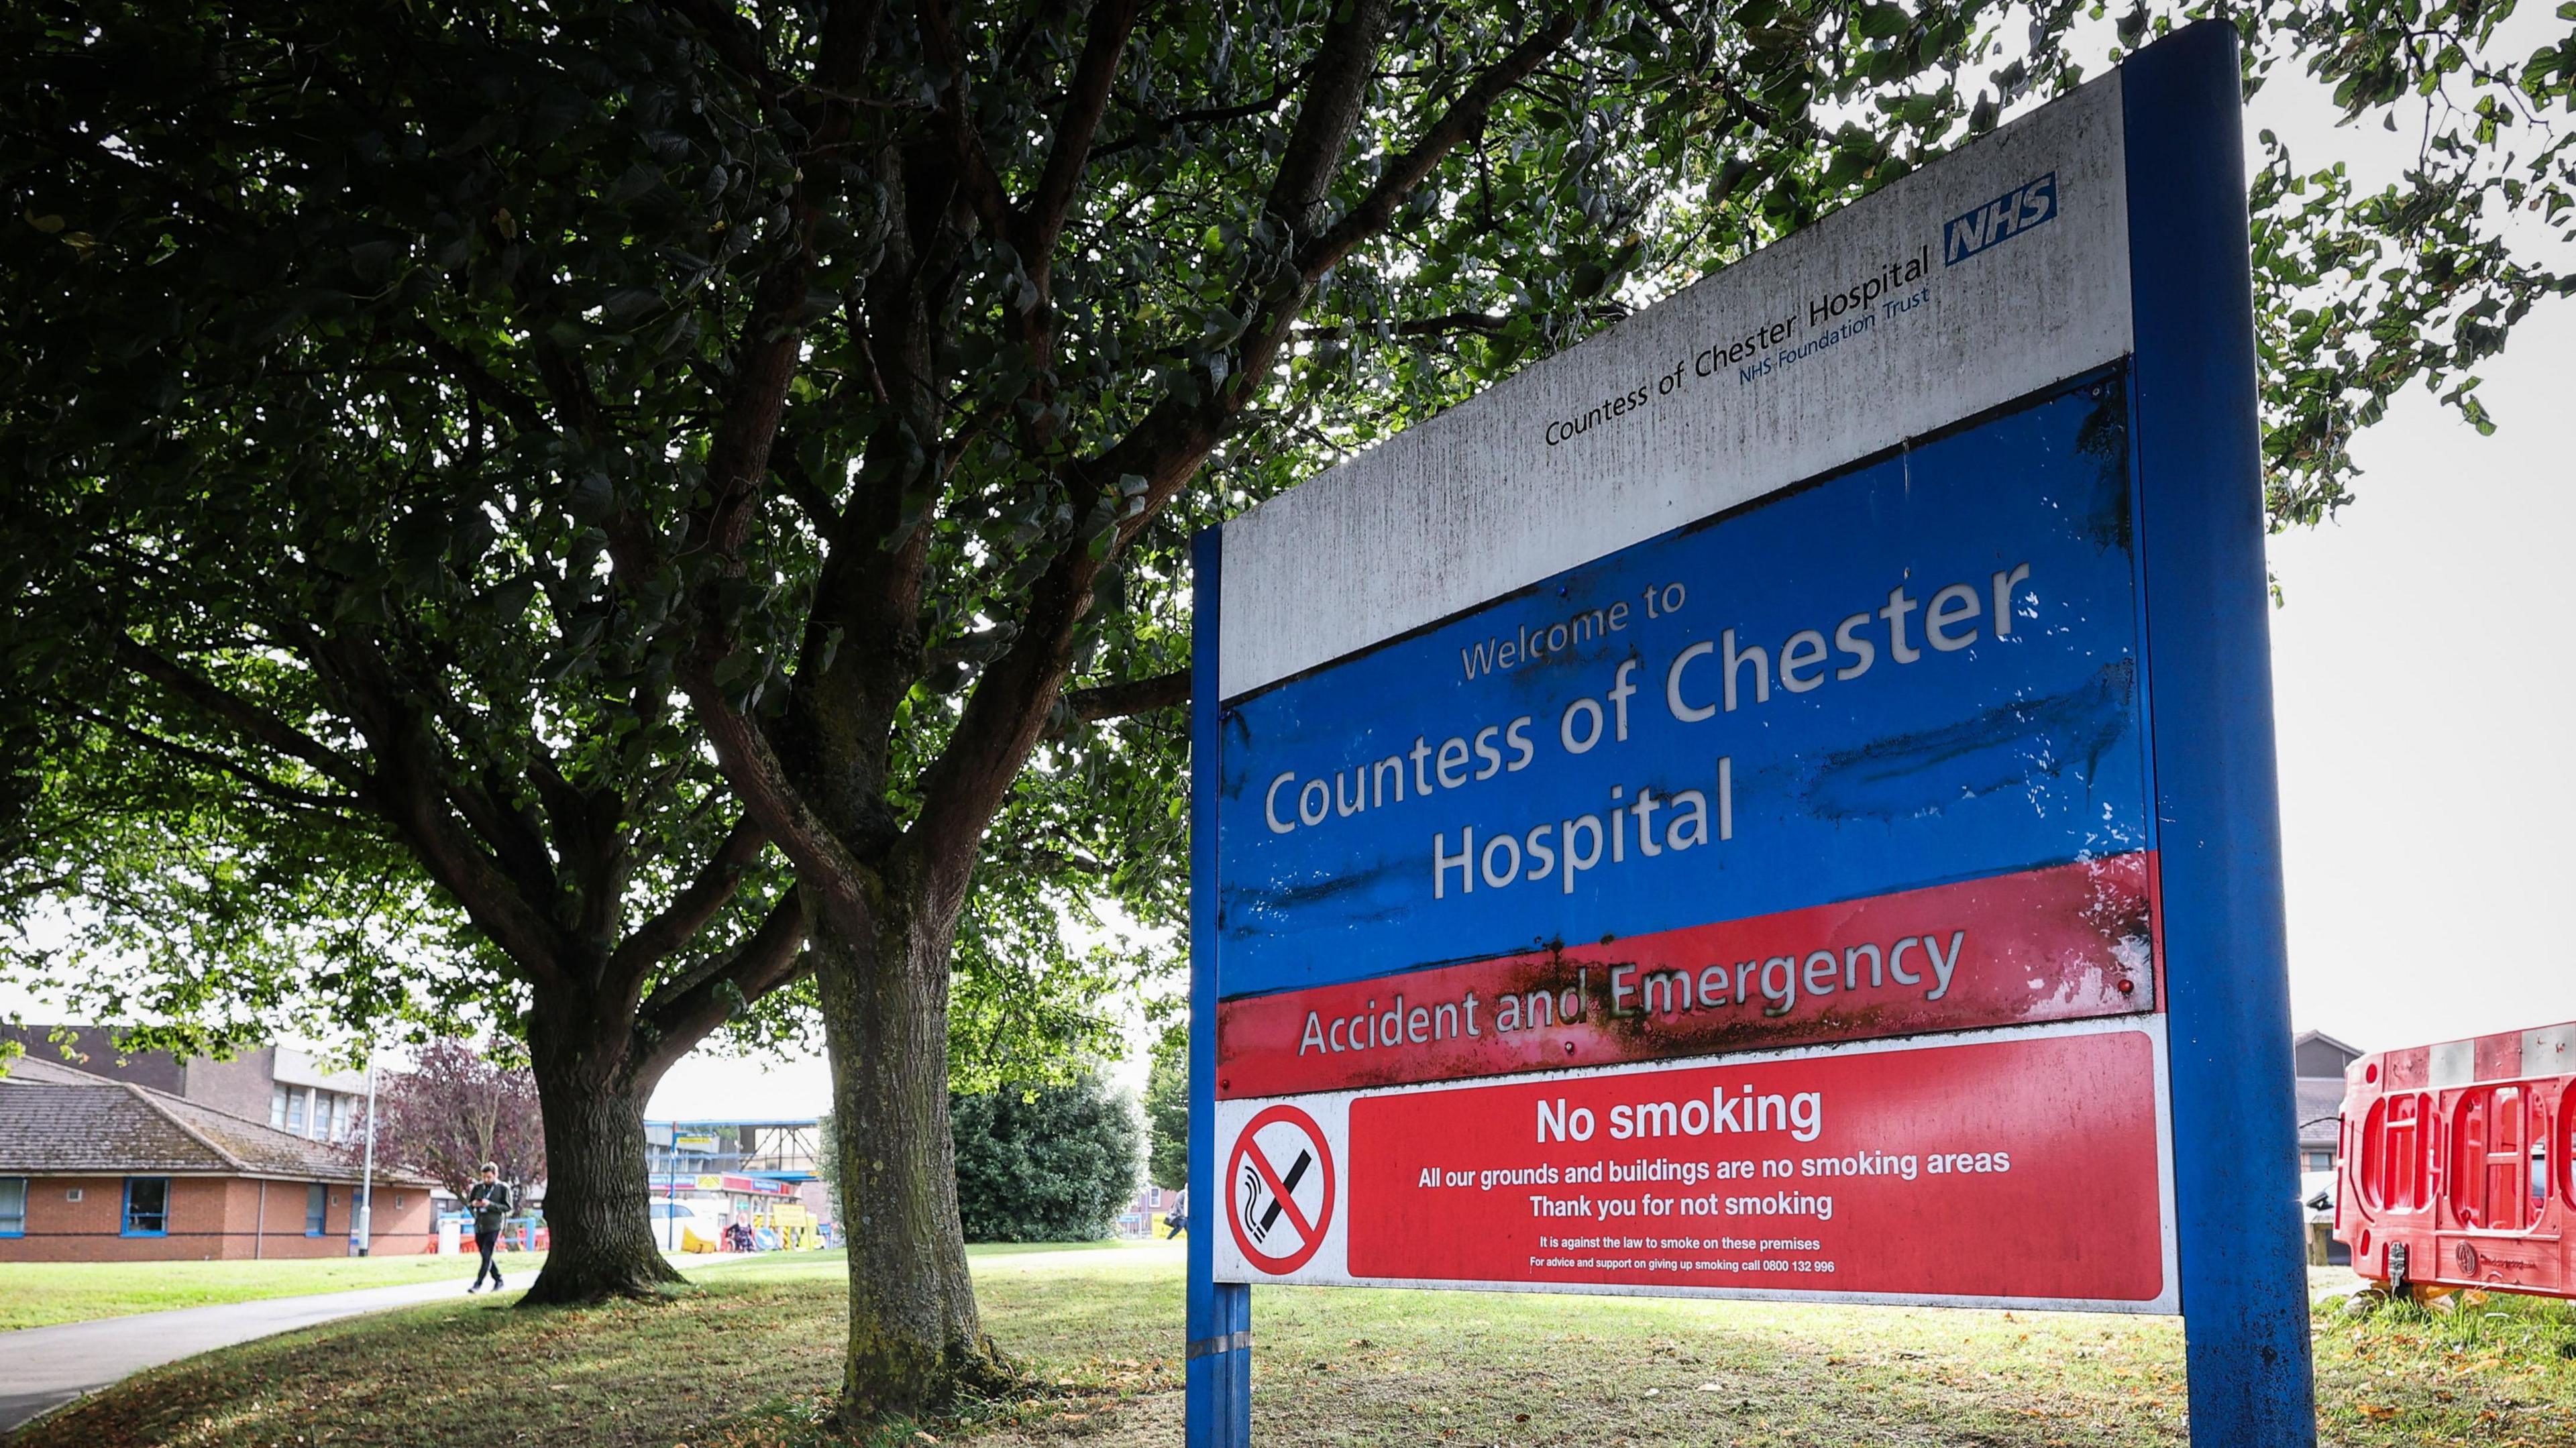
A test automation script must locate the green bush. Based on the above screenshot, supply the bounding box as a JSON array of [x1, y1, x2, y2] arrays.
[[952, 1073, 1140, 1243]]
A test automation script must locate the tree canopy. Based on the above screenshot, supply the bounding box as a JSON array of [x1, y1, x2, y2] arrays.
[[3, 0, 2567, 1423]]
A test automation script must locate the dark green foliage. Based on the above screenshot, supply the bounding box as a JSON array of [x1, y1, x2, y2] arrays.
[[951, 1074, 1142, 1243], [0, 3, 2561, 1047], [1143, 1025, 1189, 1192]]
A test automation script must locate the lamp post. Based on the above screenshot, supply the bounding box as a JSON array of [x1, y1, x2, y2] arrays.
[[356, 1046, 378, 1256]]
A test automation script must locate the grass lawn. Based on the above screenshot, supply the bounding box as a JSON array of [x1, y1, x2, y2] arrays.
[[0, 1251, 551, 1331], [11, 1241, 2574, 1447]]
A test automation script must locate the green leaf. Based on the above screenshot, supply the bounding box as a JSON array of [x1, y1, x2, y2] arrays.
[[1855, 3, 1911, 40]]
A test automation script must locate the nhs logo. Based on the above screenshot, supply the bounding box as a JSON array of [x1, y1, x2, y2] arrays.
[[1943, 173, 2056, 266]]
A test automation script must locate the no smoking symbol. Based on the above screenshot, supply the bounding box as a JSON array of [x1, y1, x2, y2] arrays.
[[1227, 1104, 1336, 1275]]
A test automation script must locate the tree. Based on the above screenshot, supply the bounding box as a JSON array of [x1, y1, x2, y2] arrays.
[[372, 1040, 549, 1200], [3, 2, 822, 1294], [0, 467, 808, 1311], [5, 0, 2567, 1425], [1144, 1024, 1187, 1193], [951, 1074, 1142, 1243]]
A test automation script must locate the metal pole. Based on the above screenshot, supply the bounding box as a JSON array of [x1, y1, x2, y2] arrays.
[[1184, 526, 1252, 1447], [357, 1046, 378, 1257], [2124, 23, 2318, 1444]]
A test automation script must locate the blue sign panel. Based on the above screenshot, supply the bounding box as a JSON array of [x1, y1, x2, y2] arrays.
[[1217, 370, 2147, 999]]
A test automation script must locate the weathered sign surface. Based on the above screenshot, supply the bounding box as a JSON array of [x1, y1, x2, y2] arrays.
[[1205, 67, 2173, 1308], [1189, 21, 2312, 1445]]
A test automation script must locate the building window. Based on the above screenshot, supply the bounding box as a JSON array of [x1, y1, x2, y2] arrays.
[[0, 1178, 25, 1237], [286, 1089, 307, 1133], [2304, 1150, 2333, 1172], [306, 1182, 328, 1236], [122, 1178, 169, 1237], [270, 1084, 289, 1129], [329, 1094, 352, 1141]]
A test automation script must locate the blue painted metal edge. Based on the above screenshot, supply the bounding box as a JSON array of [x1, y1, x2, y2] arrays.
[[1185, 524, 1252, 1446], [2125, 21, 2318, 1444]]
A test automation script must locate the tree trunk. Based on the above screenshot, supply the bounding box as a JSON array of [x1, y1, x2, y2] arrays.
[[519, 999, 685, 1305], [817, 903, 1010, 1421]]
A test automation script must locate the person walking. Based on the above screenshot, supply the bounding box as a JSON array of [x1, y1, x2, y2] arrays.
[[464, 1163, 515, 1294], [1164, 1187, 1188, 1239]]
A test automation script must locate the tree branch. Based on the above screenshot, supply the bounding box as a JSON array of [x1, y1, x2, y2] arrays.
[[772, 441, 844, 537], [898, 10, 1593, 909], [1295, 304, 1627, 341], [72, 708, 366, 817], [915, 0, 1016, 237], [680, 649, 881, 930], [1299, 8, 1589, 280], [635, 886, 812, 1084], [290, 626, 578, 993], [657, 0, 782, 94], [1264, 0, 1393, 233], [113, 638, 366, 790], [1022, 0, 1141, 259], [1062, 669, 1188, 723], [1093, 63, 1316, 160], [677, 0, 883, 569], [606, 815, 770, 993], [891, 5, 1396, 907], [417, 333, 549, 436]]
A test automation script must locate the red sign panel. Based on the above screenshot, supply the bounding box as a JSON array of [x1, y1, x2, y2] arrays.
[[1342, 1025, 2165, 1305], [1218, 852, 2157, 1100]]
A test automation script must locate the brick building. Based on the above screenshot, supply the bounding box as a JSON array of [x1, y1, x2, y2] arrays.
[[0, 1024, 372, 1143], [0, 1054, 435, 1262]]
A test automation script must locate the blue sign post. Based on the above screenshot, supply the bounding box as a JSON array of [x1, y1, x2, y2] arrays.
[[1187, 22, 2311, 1444], [2124, 23, 2318, 1443]]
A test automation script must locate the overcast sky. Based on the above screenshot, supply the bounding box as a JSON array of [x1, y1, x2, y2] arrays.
[[2265, 302, 2574, 1052]]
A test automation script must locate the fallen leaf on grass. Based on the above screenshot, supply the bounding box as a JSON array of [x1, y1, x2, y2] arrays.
[[2357, 1404, 2397, 1421]]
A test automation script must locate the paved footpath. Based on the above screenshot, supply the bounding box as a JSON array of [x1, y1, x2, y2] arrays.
[[0, 1254, 763, 1435], [0, 1276, 502, 1433], [0, 1247, 783, 1422]]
